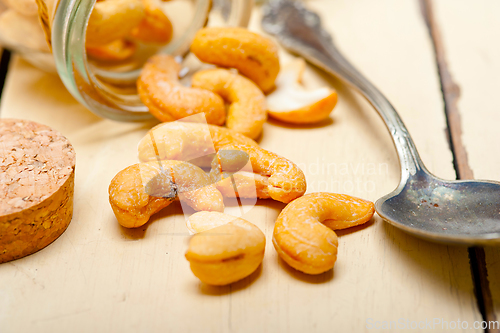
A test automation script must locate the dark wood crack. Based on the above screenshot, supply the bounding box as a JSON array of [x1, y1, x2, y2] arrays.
[[419, 1, 498, 331]]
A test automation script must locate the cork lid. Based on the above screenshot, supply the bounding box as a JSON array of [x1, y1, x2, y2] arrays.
[[0, 119, 75, 216]]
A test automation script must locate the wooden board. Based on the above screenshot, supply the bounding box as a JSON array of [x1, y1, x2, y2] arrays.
[[0, 1, 481, 332], [433, 0, 500, 324]]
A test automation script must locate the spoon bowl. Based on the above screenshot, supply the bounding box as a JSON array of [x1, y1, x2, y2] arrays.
[[377, 169, 500, 245], [262, 0, 500, 245]]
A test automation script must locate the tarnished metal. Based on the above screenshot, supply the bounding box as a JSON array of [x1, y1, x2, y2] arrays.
[[262, 0, 500, 245]]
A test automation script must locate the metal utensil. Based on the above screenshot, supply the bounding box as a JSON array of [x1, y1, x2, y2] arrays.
[[262, 0, 500, 245]]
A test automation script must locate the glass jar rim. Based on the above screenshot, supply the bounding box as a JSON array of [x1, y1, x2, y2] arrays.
[[52, 0, 253, 122]]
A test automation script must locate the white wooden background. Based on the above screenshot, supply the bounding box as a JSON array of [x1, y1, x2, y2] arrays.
[[1, 0, 498, 332], [433, 0, 500, 325]]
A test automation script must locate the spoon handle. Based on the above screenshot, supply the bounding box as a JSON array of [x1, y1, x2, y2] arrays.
[[262, 0, 427, 178]]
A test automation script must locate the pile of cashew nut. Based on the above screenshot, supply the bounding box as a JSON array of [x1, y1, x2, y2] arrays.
[[0, 0, 172, 62], [57, 6, 375, 286]]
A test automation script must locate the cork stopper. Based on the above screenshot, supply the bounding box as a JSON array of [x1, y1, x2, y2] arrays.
[[0, 119, 75, 263]]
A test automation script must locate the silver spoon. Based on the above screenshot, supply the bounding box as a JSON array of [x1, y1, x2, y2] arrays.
[[262, 0, 500, 245]]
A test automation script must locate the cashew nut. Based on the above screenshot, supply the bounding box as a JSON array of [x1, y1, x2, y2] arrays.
[[87, 39, 137, 62], [186, 211, 237, 234], [138, 121, 258, 167], [267, 58, 338, 124], [138, 122, 307, 203], [192, 68, 267, 139], [130, 0, 173, 44], [210, 144, 307, 203], [109, 160, 224, 228], [273, 193, 375, 274], [185, 212, 265, 285], [86, 0, 145, 47], [190, 27, 280, 93], [137, 55, 226, 124]]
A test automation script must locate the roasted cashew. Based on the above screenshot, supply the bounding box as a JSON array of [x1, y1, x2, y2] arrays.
[[185, 212, 265, 285], [109, 160, 224, 228], [138, 122, 306, 203], [137, 55, 226, 124], [87, 39, 137, 62], [273, 193, 375, 274], [138, 121, 258, 166], [130, 0, 173, 44], [267, 58, 338, 124], [86, 0, 145, 47], [190, 27, 280, 93], [192, 68, 267, 139], [210, 144, 307, 203]]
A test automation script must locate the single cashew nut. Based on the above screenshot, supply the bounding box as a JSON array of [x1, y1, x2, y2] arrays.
[[210, 144, 307, 203], [130, 0, 173, 44], [109, 160, 224, 228], [185, 212, 266, 285], [138, 121, 258, 167], [190, 27, 280, 93], [137, 55, 226, 124], [273, 193, 375, 274], [267, 58, 338, 124], [87, 39, 137, 62], [192, 68, 267, 139], [138, 122, 305, 202], [86, 0, 145, 47]]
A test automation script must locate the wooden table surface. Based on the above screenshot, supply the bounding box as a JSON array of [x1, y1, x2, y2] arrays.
[[0, 1, 499, 332]]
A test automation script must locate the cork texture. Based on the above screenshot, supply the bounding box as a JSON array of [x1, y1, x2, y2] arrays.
[[0, 119, 75, 263]]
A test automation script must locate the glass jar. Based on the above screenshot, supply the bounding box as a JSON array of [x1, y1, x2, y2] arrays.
[[0, 0, 253, 121]]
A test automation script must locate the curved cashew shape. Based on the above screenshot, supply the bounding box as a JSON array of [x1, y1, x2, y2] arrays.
[[192, 68, 267, 140], [86, 0, 145, 47], [185, 212, 265, 285], [109, 160, 224, 228], [138, 122, 306, 203], [273, 193, 375, 275], [211, 144, 307, 203], [137, 55, 226, 124], [138, 122, 258, 166], [130, 0, 173, 44], [191, 27, 280, 93]]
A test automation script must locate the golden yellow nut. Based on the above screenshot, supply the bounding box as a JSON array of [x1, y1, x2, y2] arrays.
[[191, 27, 280, 93], [192, 68, 267, 139], [86, 39, 137, 62], [185, 213, 265, 286], [137, 55, 226, 124], [138, 121, 258, 166], [109, 160, 224, 228], [273, 193, 375, 274], [210, 144, 307, 203], [267, 58, 338, 124], [86, 0, 145, 47], [130, 0, 173, 44]]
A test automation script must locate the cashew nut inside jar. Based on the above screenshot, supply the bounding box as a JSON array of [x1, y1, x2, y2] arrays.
[[3, 0, 253, 121]]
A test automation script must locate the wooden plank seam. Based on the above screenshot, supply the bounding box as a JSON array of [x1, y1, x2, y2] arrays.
[[0, 49, 11, 102], [420, 1, 498, 332]]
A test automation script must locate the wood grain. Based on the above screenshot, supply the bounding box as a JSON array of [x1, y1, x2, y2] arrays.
[[431, 1, 500, 331], [0, 1, 482, 332]]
